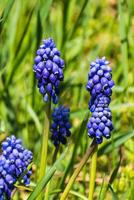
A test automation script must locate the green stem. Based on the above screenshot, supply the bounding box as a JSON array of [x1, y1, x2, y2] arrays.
[[60, 140, 96, 200], [38, 100, 51, 200], [45, 146, 59, 200], [88, 145, 98, 200], [58, 113, 89, 190], [98, 181, 108, 200], [52, 145, 59, 163]]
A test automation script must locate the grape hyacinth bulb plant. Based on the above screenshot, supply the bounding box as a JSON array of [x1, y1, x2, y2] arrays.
[[44, 106, 71, 199], [34, 38, 65, 200], [0, 135, 33, 200], [86, 57, 114, 200], [59, 57, 114, 200], [33, 38, 65, 104], [51, 106, 71, 147]]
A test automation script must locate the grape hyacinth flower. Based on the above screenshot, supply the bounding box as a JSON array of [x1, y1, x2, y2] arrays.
[[86, 57, 114, 144], [0, 135, 33, 199], [51, 106, 71, 146], [33, 38, 65, 104]]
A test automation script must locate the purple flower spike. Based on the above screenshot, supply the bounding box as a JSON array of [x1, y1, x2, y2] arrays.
[[86, 57, 114, 144], [51, 106, 71, 147], [33, 38, 65, 104], [0, 135, 33, 199]]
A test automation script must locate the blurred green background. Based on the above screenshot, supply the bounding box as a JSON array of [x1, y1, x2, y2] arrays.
[[0, 0, 134, 199]]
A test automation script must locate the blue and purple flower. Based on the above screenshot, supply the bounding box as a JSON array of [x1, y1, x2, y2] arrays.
[[51, 106, 71, 146], [33, 38, 65, 104], [86, 57, 114, 144], [0, 135, 33, 199]]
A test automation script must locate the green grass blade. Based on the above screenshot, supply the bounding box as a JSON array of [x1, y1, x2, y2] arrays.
[[62, 0, 70, 47], [98, 177, 106, 200], [27, 148, 68, 200], [59, 113, 89, 189], [98, 131, 134, 156], [98, 159, 121, 200], [5, 5, 35, 87], [40, 0, 53, 21], [5, 33, 32, 88], [69, 190, 88, 200], [68, 0, 90, 39], [118, 0, 128, 87], [15, 162, 33, 184], [109, 185, 119, 200], [25, 103, 42, 134], [36, 9, 42, 50], [49, 189, 88, 200], [129, 180, 134, 200], [109, 158, 121, 185], [0, 0, 14, 33], [14, 6, 35, 57]]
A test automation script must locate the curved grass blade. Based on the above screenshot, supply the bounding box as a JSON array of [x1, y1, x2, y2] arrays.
[[14, 185, 33, 192], [49, 189, 88, 200], [27, 148, 68, 200], [98, 131, 134, 156], [69, 190, 88, 200]]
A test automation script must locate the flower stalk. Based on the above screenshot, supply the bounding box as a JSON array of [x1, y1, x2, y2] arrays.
[[45, 146, 59, 200], [88, 145, 98, 200], [38, 100, 51, 199], [60, 140, 96, 200]]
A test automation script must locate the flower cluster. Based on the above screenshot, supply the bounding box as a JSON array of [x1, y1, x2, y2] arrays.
[[51, 106, 71, 146], [33, 38, 65, 104], [0, 135, 33, 199], [86, 57, 114, 144]]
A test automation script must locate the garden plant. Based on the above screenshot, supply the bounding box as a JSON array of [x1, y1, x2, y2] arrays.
[[0, 0, 134, 200]]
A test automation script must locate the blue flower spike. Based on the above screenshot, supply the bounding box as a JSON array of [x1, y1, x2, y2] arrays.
[[51, 106, 71, 147], [0, 135, 33, 199], [33, 38, 65, 104], [86, 57, 114, 144]]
